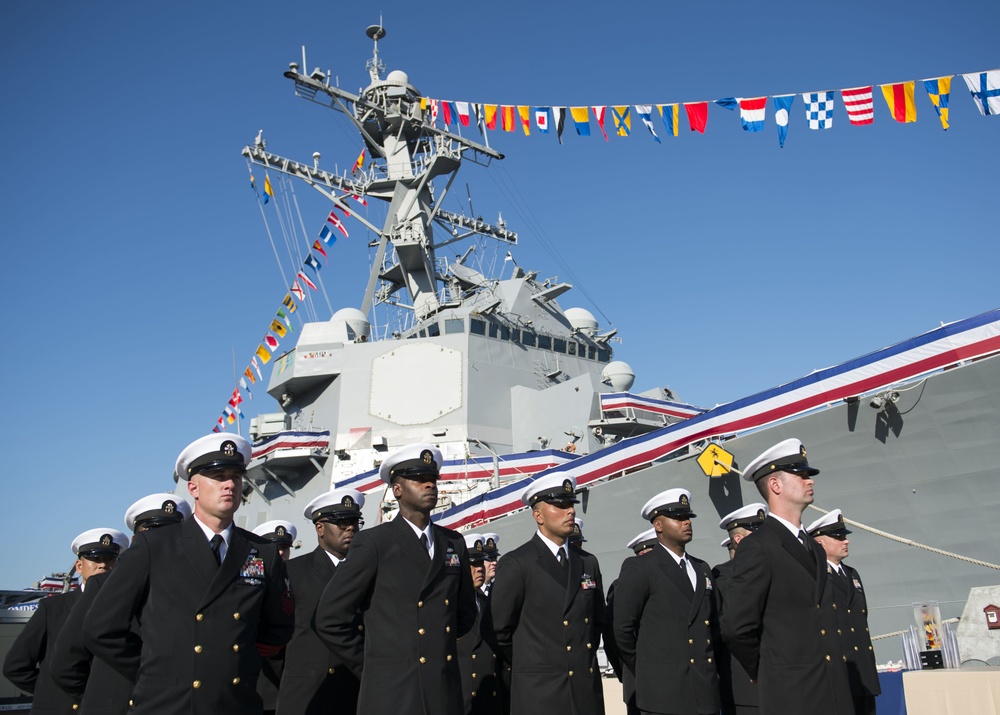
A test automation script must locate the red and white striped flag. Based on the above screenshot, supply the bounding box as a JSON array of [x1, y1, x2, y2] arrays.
[[297, 271, 318, 291], [841, 86, 874, 126]]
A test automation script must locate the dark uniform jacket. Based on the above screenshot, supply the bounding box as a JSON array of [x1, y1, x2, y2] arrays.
[[3, 590, 82, 714], [613, 546, 721, 715], [831, 563, 880, 709], [603, 579, 638, 715], [49, 572, 133, 714], [491, 534, 605, 715], [314, 515, 478, 715], [277, 547, 359, 715], [711, 559, 758, 714], [457, 589, 502, 714], [83, 517, 294, 715], [721, 517, 852, 715]]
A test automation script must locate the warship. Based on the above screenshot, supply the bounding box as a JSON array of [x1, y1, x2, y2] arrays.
[[226, 26, 1000, 665]]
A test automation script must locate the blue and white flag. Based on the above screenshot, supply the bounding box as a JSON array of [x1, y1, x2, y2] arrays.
[[802, 91, 834, 130], [634, 105, 661, 143], [318, 225, 337, 246], [773, 94, 794, 148], [739, 97, 767, 132], [962, 70, 1000, 116], [304, 254, 323, 274], [715, 97, 739, 111], [534, 106, 551, 134]]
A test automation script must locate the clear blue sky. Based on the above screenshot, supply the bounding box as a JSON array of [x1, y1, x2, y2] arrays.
[[1, 1, 996, 587]]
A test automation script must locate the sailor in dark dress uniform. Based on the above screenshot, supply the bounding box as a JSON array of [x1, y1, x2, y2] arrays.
[[83, 433, 294, 715], [49, 494, 190, 715], [276, 488, 363, 715], [604, 528, 659, 715], [712, 503, 767, 715], [314, 443, 478, 715], [721, 439, 853, 715], [612, 489, 721, 715], [251, 520, 297, 715], [807, 510, 880, 715], [4, 528, 127, 715], [457, 534, 503, 715], [491, 473, 606, 715]]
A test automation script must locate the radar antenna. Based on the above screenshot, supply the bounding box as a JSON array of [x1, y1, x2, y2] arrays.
[[365, 23, 386, 82]]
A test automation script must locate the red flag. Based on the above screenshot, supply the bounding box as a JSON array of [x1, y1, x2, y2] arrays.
[[441, 101, 453, 126], [352, 148, 366, 173], [312, 240, 327, 259], [841, 86, 874, 126], [684, 102, 708, 133], [265, 334, 279, 350], [297, 271, 318, 291], [591, 106, 609, 141], [348, 192, 368, 207]]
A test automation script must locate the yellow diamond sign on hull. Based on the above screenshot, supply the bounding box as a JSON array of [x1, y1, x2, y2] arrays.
[[697, 443, 734, 478]]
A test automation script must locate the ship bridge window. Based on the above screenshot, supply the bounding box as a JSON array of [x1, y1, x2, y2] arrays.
[[470, 318, 486, 335], [489, 323, 499, 339], [537, 335, 551, 350], [419, 329, 426, 338], [445, 319, 464, 334], [427, 323, 441, 337], [567, 342, 577, 356], [509, 328, 520, 342], [597, 348, 611, 363], [588, 346, 597, 360], [553, 338, 567, 354], [500, 325, 510, 341], [521, 332, 536, 347]]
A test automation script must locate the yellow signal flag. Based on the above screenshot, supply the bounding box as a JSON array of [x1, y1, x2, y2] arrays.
[[255, 344, 272, 365], [270, 319, 287, 339], [282, 294, 297, 314], [696, 443, 735, 478]]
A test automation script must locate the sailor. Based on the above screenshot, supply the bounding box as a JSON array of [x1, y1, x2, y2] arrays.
[[457, 534, 503, 715], [720, 438, 852, 715], [250, 520, 297, 715], [314, 443, 477, 715], [604, 528, 659, 715], [4, 528, 127, 715], [83, 433, 295, 715], [276, 489, 363, 715], [50, 495, 190, 714], [490, 473, 606, 715], [807, 510, 880, 715], [569, 518, 586, 548], [612, 489, 721, 715], [712, 504, 767, 715], [480, 532, 501, 598]]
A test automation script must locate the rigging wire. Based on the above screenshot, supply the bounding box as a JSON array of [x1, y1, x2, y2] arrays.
[[288, 180, 335, 316], [247, 160, 291, 291]]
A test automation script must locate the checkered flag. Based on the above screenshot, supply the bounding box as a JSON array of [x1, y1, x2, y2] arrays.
[[802, 91, 835, 130]]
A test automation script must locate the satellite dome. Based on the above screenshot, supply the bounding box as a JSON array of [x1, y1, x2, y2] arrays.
[[330, 308, 371, 342], [385, 69, 409, 86], [564, 307, 598, 337], [602, 361, 635, 392]]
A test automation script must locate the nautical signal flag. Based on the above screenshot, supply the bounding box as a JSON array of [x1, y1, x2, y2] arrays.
[[263, 173, 274, 204], [534, 107, 550, 133], [304, 254, 322, 275], [803, 91, 834, 130], [841, 86, 874, 126], [456, 101, 471, 126], [265, 334, 279, 351], [684, 102, 708, 133], [485, 105, 498, 130], [224, 406, 236, 424], [277, 307, 293, 329], [658, 104, 679, 137], [634, 105, 660, 142], [282, 294, 297, 313], [243, 367, 256, 384], [612, 106, 631, 136], [290, 281, 305, 302], [962, 70, 1000, 116], [251, 356, 263, 380], [739, 97, 767, 132], [881, 81, 916, 123], [239, 376, 253, 398], [773, 94, 794, 148], [923, 77, 952, 130], [352, 148, 366, 173], [553, 107, 566, 143], [270, 319, 288, 338], [255, 345, 272, 365], [518, 106, 531, 135], [592, 106, 609, 141], [297, 271, 318, 291], [570, 107, 590, 136], [501, 105, 515, 132], [312, 239, 327, 259], [319, 225, 337, 246], [440, 100, 455, 126]]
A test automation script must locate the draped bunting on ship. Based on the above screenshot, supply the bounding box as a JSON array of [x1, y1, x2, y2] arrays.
[[423, 68, 999, 146], [211, 185, 367, 432]]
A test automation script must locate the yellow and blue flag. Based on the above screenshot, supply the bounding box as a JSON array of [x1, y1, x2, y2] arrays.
[[658, 104, 679, 137], [263, 173, 274, 204], [923, 76, 952, 130], [570, 107, 591, 136], [612, 106, 631, 136]]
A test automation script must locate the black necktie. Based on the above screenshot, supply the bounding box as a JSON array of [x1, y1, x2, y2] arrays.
[[557, 548, 567, 571], [798, 530, 816, 562], [210, 534, 223, 567], [679, 557, 694, 594], [419, 533, 430, 558]]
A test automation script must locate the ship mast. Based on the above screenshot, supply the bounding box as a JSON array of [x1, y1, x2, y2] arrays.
[[242, 25, 516, 323]]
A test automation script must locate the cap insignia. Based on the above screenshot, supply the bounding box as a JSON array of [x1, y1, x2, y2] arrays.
[[680, 494, 689, 506], [572, 523, 582, 536], [276, 525, 287, 536], [756, 508, 766, 520], [421, 450, 433, 465], [163, 500, 176, 514], [836, 513, 843, 523], [100, 534, 112, 547], [562, 479, 573, 493], [222, 440, 236, 458], [474, 540, 484, 552], [800, 445, 808, 458], [486, 538, 496, 549], [342, 495, 355, 508]]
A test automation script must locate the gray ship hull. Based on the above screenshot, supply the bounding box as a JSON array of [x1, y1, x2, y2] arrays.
[[480, 350, 1000, 663]]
